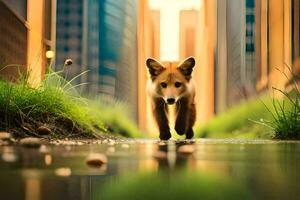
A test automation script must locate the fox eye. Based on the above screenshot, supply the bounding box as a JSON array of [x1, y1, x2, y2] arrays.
[[175, 82, 182, 88], [160, 82, 167, 88]]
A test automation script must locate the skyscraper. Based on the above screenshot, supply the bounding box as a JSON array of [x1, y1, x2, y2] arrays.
[[56, 0, 138, 120]]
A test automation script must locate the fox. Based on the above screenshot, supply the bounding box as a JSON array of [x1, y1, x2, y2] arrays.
[[146, 57, 196, 140]]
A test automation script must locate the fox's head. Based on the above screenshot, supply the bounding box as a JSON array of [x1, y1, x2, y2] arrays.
[[146, 57, 195, 105]]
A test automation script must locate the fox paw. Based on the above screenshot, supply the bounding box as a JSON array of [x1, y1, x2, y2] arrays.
[[159, 131, 171, 140], [185, 128, 194, 139], [175, 124, 186, 136]]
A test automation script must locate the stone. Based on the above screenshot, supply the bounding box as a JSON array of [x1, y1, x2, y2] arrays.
[[36, 126, 52, 135], [55, 167, 71, 177], [19, 137, 42, 148], [0, 132, 12, 140], [177, 145, 195, 154], [2, 152, 17, 163], [39, 145, 50, 153], [86, 153, 108, 167], [158, 141, 168, 146], [108, 140, 115, 146]]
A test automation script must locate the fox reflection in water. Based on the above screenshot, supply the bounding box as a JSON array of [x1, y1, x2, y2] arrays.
[[99, 141, 251, 200], [155, 141, 196, 169]]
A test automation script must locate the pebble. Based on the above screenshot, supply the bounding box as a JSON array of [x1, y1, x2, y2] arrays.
[[36, 126, 52, 135], [39, 145, 50, 153], [0, 140, 8, 146], [102, 139, 109, 144], [19, 137, 42, 148], [177, 145, 195, 154], [158, 141, 167, 146], [55, 167, 71, 177], [2, 152, 17, 163], [86, 153, 108, 167], [0, 132, 12, 140], [108, 140, 115, 146]]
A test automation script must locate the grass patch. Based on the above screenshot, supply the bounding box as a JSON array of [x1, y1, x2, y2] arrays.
[[89, 96, 142, 138], [265, 88, 300, 139], [259, 65, 300, 140], [0, 65, 141, 139], [195, 96, 274, 139], [196, 65, 300, 140]]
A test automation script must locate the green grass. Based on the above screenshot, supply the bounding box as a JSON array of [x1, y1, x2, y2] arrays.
[[0, 65, 141, 138], [196, 65, 300, 140], [266, 88, 300, 139], [195, 96, 274, 139], [261, 65, 300, 139], [89, 96, 142, 138]]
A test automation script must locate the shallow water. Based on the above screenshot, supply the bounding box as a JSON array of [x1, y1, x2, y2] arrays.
[[1, 139, 300, 200]]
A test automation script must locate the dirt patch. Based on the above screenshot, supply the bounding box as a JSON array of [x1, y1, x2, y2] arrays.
[[0, 110, 116, 140]]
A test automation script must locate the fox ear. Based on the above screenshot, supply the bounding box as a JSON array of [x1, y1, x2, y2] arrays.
[[178, 57, 195, 79], [146, 58, 165, 78]]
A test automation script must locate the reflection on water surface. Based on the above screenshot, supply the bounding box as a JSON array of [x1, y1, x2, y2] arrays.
[[0, 139, 300, 200]]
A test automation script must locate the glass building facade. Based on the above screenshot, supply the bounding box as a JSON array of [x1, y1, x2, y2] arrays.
[[56, 0, 138, 120]]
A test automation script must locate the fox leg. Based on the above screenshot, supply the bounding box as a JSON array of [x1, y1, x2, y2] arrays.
[[175, 99, 196, 139], [185, 103, 196, 139], [153, 98, 171, 140], [175, 98, 189, 136]]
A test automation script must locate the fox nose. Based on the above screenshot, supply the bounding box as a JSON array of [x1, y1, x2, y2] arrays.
[[166, 98, 175, 105]]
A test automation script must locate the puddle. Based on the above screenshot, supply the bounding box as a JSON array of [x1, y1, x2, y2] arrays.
[[0, 139, 300, 200]]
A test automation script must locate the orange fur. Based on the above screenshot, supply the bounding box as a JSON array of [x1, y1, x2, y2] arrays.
[[146, 57, 196, 140]]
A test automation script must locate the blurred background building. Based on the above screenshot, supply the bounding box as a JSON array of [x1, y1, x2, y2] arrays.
[[0, 0, 299, 134], [0, 0, 56, 84], [56, 0, 138, 119]]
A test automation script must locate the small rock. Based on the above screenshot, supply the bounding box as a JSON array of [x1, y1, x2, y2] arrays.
[[0, 132, 12, 140], [20, 137, 42, 148], [9, 138, 16, 143], [86, 153, 108, 167], [158, 141, 167, 146], [177, 145, 195, 154], [108, 140, 115, 146], [76, 141, 84, 146], [102, 139, 109, 144], [2, 152, 17, 163], [39, 145, 50, 153], [36, 126, 51, 135], [44, 154, 52, 165], [55, 167, 71, 177], [153, 151, 168, 160]]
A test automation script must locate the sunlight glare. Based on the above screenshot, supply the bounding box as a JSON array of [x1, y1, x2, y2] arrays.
[[149, 0, 202, 61]]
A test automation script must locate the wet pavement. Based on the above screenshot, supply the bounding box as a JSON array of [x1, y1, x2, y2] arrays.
[[1, 139, 300, 200]]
